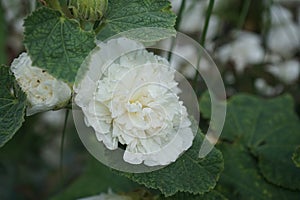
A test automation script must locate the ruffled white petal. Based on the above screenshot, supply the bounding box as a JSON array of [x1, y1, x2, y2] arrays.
[[75, 38, 194, 166], [11, 53, 71, 116]]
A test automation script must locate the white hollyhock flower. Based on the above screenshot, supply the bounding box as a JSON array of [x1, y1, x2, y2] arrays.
[[266, 60, 300, 84], [166, 44, 211, 79], [75, 38, 194, 166], [11, 53, 72, 116], [216, 31, 264, 73], [269, 5, 293, 26], [267, 22, 300, 58], [170, 0, 220, 39], [266, 5, 300, 57]]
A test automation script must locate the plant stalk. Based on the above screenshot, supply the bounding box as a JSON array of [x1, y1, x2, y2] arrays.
[[193, 0, 215, 88], [238, 0, 251, 29], [168, 0, 186, 61], [59, 109, 69, 186]]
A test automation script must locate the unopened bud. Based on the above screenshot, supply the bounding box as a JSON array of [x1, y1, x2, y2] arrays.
[[67, 0, 108, 21]]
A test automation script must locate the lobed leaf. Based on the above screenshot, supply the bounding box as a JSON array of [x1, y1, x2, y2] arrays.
[[218, 143, 299, 200], [0, 65, 26, 147], [200, 92, 300, 195], [97, 0, 176, 42], [118, 131, 224, 197], [24, 7, 96, 83]]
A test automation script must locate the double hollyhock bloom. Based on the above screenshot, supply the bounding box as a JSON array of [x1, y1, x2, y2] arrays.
[[74, 38, 194, 166]]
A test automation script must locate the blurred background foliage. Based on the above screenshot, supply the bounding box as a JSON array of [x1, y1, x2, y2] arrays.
[[0, 0, 299, 199]]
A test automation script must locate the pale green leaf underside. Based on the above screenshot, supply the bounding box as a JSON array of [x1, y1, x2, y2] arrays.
[[97, 0, 176, 42], [118, 131, 224, 197], [24, 7, 96, 83], [0, 66, 26, 147], [200, 92, 300, 195]]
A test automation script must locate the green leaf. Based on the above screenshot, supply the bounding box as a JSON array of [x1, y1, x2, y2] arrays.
[[200, 92, 300, 196], [24, 7, 96, 83], [117, 131, 224, 197], [97, 0, 176, 42], [227, 95, 300, 191], [292, 146, 300, 168], [51, 156, 139, 200], [217, 143, 299, 200], [0, 65, 26, 147]]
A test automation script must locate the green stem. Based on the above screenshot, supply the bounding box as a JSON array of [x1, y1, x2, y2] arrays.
[[238, 0, 251, 29], [261, 0, 272, 50], [192, 0, 215, 88], [200, 0, 215, 46], [60, 109, 69, 186], [168, 0, 186, 61]]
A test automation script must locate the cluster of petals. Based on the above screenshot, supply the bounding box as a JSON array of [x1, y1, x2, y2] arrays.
[[74, 38, 194, 166], [11, 53, 71, 116]]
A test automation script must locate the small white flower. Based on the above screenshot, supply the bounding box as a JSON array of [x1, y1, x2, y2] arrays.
[[267, 22, 300, 58], [216, 31, 265, 73], [171, 0, 220, 39], [266, 60, 300, 84], [268, 5, 293, 26], [78, 190, 131, 200], [168, 44, 211, 79], [11, 53, 72, 116], [75, 38, 194, 166], [265, 5, 300, 57]]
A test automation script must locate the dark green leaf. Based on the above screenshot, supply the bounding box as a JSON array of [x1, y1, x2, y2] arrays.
[[200, 92, 300, 195], [229, 95, 300, 191], [97, 0, 176, 42], [24, 7, 96, 83], [218, 143, 299, 200], [118, 131, 224, 197], [0, 65, 26, 147]]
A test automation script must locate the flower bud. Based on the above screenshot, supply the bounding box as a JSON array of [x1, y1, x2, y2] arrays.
[[67, 0, 108, 21]]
